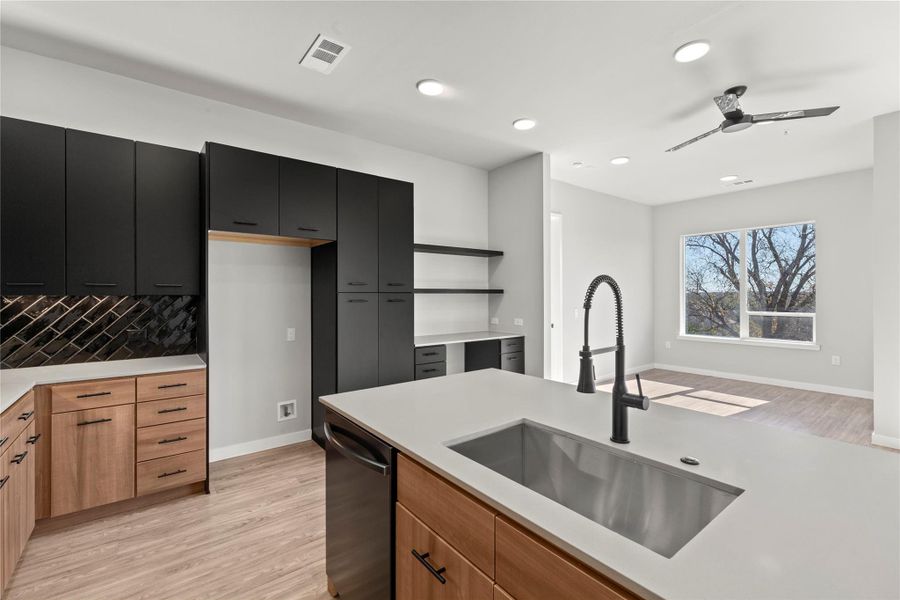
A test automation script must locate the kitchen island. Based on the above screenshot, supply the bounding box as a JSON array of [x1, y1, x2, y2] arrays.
[[320, 368, 900, 600]]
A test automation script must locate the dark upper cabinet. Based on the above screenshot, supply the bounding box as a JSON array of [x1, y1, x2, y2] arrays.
[[207, 143, 278, 235], [136, 142, 201, 295], [337, 170, 378, 292], [378, 178, 414, 292], [66, 129, 135, 296], [378, 293, 414, 385], [337, 293, 379, 393], [1, 117, 66, 296], [279, 158, 336, 241]]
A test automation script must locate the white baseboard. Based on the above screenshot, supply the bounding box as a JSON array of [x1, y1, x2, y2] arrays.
[[210, 429, 312, 462], [652, 363, 874, 400], [871, 433, 900, 450]]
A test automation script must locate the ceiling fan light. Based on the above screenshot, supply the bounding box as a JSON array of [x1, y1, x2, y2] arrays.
[[674, 40, 710, 63]]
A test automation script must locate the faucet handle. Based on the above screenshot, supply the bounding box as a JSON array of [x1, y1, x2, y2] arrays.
[[635, 373, 644, 397]]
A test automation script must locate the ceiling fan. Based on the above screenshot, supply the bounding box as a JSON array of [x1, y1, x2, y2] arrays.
[[665, 85, 839, 152]]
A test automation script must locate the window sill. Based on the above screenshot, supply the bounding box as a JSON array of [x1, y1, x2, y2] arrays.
[[677, 335, 820, 351]]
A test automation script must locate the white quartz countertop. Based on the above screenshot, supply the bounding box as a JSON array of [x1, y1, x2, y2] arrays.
[[1, 355, 206, 413], [321, 369, 900, 600], [414, 330, 521, 347]]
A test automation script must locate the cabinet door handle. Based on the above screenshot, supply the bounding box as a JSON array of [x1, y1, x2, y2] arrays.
[[158, 406, 188, 414], [5, 282, 44, 287], [386, 298, 406, 303], [84, 282, 117, 287], [77, 418, 113, 426], [158, 469, 187, 478], [347, 282, 368, 286], [0, 436, 7, 448], [18, 410, 34, 421], [26, 433, 41, 445], [346, 299, 369, 303], [158, 436, 188, 445], [158, 383, 188, 389], [76, 391, 111, 399], [153, 283, 183, 288], [297, 226, 320, 232], [233, 220, 258, 226], [10, 451, 28, 465], [0, 475, 9, 489], [411, 550, 446, 584]]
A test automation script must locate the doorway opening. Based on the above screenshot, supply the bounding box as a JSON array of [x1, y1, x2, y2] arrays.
[[550, 212, 564, 382]]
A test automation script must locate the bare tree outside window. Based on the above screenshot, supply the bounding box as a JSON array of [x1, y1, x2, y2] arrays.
[[683, 222, 816, 343]]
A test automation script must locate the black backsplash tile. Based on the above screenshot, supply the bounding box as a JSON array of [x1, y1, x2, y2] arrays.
[[0, 295, 199, 369]]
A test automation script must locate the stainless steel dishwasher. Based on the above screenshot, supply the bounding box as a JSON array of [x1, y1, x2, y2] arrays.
[[325, 409, 396, 600]]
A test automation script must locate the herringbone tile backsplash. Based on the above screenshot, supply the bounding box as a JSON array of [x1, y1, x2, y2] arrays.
[[1, 295, 199, 369]]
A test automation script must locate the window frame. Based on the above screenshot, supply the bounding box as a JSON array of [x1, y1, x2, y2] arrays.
[[679, 220, 819, 350]]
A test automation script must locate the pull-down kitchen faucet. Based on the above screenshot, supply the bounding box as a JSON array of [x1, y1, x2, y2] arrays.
[[576, 274, 649, 444]]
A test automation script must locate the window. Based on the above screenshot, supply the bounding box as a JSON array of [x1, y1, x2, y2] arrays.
[[682, 222, 816, 346]]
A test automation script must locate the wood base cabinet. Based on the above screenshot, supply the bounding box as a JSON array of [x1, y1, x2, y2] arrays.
[[1, 408, 38, 597]]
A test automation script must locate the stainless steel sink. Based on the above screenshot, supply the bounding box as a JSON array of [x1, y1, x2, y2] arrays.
[[447, 420, 743, 558]]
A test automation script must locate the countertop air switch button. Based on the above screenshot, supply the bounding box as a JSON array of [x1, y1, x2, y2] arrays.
[[681, 456, 700, 466]]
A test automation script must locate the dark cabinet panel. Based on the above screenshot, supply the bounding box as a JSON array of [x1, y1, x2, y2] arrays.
[[311, 243, 337, 445], [136, 142, 201, 295], [337, 293, 378, 393], [415, 362, 446, 379], [378, 294, 414, 385], [500, 351, 525, 374], [465, 339, 500, 372], [66, 129, 135, 296], [207, 143, 278, 235], [1, 117, 66, 295], [337, 170, 378, 292], [378, 178, 413, 292], [279, 158, 336, 241]]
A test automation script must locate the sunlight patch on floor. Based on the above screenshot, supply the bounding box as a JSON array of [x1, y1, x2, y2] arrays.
[[596, 379, 692, 398], [655, 395, 751, 416], [687, 389, 769, 408]]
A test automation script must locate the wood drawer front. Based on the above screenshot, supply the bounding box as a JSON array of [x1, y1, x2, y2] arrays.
[[397, 455, 496, 577], [499, 337, 524, 354], [396, 503, 493, 600], [136, 418, 206, 462], [1, 389, 35, 451], [51, 377, 135, 413], [51, 404, 135, 517], [136, 449, 206, 496], [495, 517, 639, 600], [494, 585, 516, 600], [415, 345, 446, 365], [137, 369, 206, 402], [137, 395, 206, 428]]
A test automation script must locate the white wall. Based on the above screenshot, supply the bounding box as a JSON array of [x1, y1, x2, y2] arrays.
[[2, 47, 490, 455], [488, 153, 550, 377], [653, 170, 874, 396], [872, 111, 900, 448], [550, 180, 654, 384]]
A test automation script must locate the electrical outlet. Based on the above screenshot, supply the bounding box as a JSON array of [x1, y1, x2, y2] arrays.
[[490, 317, 499, 325], [286, 327, 296, 342], [831, 355, 841, 366], [665, 341, 672, 349], [277, 399, 297, 422], [514, 318, 524, 326]]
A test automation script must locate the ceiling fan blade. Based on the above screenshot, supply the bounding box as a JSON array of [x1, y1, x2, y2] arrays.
[[751, 106, 839, 123], [665, 126, 721, 152]]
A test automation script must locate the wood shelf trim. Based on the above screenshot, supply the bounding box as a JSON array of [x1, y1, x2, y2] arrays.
[[208, 230, 332, 248], [414, 288, 504, 294], [414, 243, 503, 258]]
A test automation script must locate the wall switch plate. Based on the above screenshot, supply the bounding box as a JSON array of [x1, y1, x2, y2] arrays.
[[513, 318, 524, 326], [831, 355, 841, 366], [665, 341, 672, 349], [277, 399, 297, 422], [286, 327, 296, 342], [490, 317, 499, 325]]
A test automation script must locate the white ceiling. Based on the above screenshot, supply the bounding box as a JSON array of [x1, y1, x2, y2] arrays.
[[1, 1, 897, 204]]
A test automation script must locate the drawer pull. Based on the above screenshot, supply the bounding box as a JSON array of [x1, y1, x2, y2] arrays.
[[76, 391, 112, 399], [347, 299, 369, 303], [6, 282, 44, 286], [26, 433, 41, 445], [158, 469, 187, 479], [18, 410, 34, 420], [0, 436, 7, 447], [159, 436, 188, 445], [506, 356, 517, 360], [386, 282, 404, 286], [422, 368, 439, 373], [297, 226, 320, 232], [232, 220, 258, 226], [411, 550, 446, 584], [158, 406, 188, 414], [10, 451, 28, 465], [78, 418, 113, 426], [158, 383, 188, 389], [0, 475, 8, 489], [422, 352, 438, 356], [84, 282, 117, 287], [153, 283, 183, 288], [386, 298, 406, 303], [347, 282, 368, 286]]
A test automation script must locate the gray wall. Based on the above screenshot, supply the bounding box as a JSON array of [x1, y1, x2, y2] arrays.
[[653, 169, 874, 396], [872, 111, 900, 447], [550, 180, 654, 383], [488, 153, 550, 377]]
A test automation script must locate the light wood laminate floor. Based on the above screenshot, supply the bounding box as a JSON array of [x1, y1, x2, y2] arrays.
[[6, 442, 331, 600]]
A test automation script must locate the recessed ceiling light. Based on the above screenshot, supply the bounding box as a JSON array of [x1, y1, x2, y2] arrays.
[[416, 79, 444, 96], [609, 156, 630, 166], [513, 118, 536, 131], [571, 161, 584, 168], [673, 40, 710, 63], [719, 175, 739, 182]]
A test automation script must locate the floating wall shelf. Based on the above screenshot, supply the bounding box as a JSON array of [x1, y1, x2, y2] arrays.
[[413, 244, 503, 258], [414, 288, 504, 294]]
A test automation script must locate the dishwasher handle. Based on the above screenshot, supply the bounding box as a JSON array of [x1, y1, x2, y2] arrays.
[[324, 421, 392, 476]]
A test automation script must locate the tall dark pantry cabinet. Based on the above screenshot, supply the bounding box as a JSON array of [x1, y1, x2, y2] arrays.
[[311, 170, 414, 445]]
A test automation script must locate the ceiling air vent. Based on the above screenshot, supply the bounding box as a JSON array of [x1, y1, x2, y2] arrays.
[[299, 34, 351, 74]]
